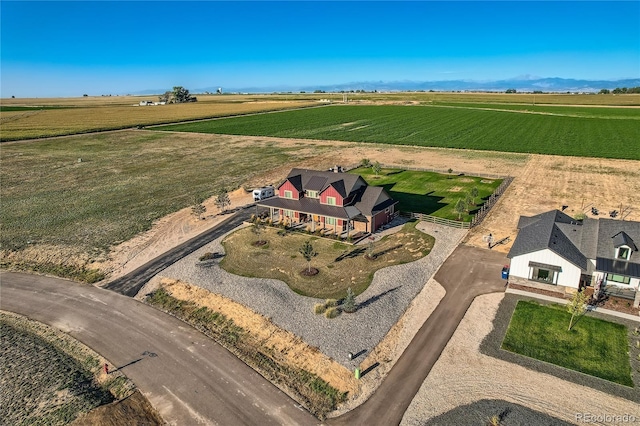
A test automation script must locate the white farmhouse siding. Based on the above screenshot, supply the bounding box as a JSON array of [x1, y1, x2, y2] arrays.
[[510, 249, 582, 288]]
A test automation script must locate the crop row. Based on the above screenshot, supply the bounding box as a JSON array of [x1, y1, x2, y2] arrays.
[[0, 101, 317, 141], [157, 105, 640, 160]]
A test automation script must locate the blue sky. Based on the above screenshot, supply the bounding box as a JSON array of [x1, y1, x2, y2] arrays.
[[1, 1, 639, 97]]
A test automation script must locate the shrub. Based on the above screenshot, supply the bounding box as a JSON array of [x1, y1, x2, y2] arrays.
[[325, 299, 338, 308], [199, 252, 216, 261], [574, 212, 586, 221], [325, 307, 340, 319], [314, 303, 327, 314]]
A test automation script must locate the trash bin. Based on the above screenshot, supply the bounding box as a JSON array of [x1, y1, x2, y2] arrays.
[[501, 266, 509, 280]]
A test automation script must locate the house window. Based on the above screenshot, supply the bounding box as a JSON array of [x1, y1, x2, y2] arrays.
[[306, 190, 318, 198], [284, 209, 294, 217], [284, 190, 293, 199], [326, 196, 336, 206], [326, 217, 336, 225], [617, 247, 630, 260], [606, 273, 631, 284], [532, 267, 555, 284]]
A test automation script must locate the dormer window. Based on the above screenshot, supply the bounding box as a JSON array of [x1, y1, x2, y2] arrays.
[[306, 190, 318, 199], [283, 190, 293, 199], [326, 196, 336, 206], [616, 246, 631, 260]]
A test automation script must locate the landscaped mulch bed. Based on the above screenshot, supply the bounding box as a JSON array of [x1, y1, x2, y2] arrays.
[[508, 283, 639, 316]]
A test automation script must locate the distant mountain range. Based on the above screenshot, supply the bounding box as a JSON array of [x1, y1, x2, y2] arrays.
[[134, 77, 640, 96]]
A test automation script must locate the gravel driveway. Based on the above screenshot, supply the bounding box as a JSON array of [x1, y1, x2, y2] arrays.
[[159, 222, 466, 367]]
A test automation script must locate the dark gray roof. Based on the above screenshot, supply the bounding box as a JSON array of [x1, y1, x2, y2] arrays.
[[305, 176, 327, 192], [509, 209, 640, 274], [595, 218, 640, 262], [287, 168, 366, 197], [612, 231, 638, 251], [354, 186, 397, 216], [508, 210, 588, 270], [596, 257, 640, 278], [281, 174, 303, 193]]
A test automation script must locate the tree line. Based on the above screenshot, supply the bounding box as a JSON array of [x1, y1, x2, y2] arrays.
[[599, 87, 640, 94]]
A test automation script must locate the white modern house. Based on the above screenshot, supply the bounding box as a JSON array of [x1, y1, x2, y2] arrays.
[[507, 210, 640, 307]]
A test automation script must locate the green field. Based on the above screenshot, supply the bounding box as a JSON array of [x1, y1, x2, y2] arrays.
[[502, 301, 633, 386], [349, 167, 501, 221], [156, 104, 640, 160]]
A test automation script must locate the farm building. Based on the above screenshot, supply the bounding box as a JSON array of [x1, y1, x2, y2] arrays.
[[507, 210, 640, 307], [257, 168, 398, 235]]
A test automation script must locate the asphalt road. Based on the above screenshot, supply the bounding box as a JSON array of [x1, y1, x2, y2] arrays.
[[330, 245, 507, 426], [105, 208, 253, 296], [1, 271, 319, 425]]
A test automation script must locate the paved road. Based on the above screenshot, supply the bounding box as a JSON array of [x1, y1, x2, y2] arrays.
[[1, 271, 318, 426], [330, 245, 507, 426], [105, 209, 252, 296]]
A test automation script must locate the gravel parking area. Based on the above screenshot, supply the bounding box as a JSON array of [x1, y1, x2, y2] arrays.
[[158, 221, 466, 368], [422, 399, 573, 426]]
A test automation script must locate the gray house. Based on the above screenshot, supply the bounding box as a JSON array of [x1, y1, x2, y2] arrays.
[[507, 210, 640, 307]]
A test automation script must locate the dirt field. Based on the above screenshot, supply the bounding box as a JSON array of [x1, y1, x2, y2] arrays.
[[0, 312, 162, 425]]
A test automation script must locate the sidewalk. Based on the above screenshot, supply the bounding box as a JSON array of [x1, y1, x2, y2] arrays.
[[505, 288, 640, 323]]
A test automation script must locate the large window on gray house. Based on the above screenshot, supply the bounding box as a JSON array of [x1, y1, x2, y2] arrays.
[[528, 261, 561, 285], [532, 268, 554, 283], [606, 273, 631, 284]]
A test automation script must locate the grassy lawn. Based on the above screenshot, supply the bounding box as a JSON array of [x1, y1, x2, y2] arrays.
[[502, 301, 633, 387], [350, 167, 502, 221], [220, 221, 434, 299], [156, 104, 640, 160]]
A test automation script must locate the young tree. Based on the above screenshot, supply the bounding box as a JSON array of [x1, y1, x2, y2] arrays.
[[372, 161, 382, 176], [299, 240, 318, 273], [470, 186, 479, 204], [342, 287, 357, 313], [191, 202, 206, 220], [464, 192, 474, 211], [360, 158, 371, 168], [215, 189, 231, 212], [567, 289, 589, 331], [251, 220, 266, 244], [454, 198, 466, 220]]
